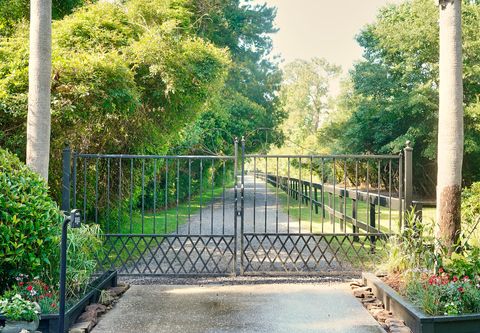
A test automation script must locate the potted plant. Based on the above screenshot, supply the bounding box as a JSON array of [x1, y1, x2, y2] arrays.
[[0, 294, 40, 333]]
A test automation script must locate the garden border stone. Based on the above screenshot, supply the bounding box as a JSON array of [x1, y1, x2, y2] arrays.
[[363, 272, 480, 333]]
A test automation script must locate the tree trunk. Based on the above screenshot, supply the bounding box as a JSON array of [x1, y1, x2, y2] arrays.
[[436, 0, 464, 252], [27, 0, 52, 181]]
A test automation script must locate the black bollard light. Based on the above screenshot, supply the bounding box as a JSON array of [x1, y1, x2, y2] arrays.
[[58, 209, 81, 333]]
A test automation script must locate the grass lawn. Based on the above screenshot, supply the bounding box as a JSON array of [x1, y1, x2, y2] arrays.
[[265, 182, 393, 270], [100, 178, 234, 266]]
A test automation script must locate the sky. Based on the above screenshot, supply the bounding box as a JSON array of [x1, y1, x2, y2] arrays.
[[256, 0, 405, 72]]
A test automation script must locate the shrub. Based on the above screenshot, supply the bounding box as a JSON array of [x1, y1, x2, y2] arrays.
[[0, 294, 40, 322], [462, 182, 480, 247], [382, 210, 436, 274], [4, 274, 58, 314], [64, 224, 104, 298], [0, 149, 62, 291], [405, 269, 480, 315]]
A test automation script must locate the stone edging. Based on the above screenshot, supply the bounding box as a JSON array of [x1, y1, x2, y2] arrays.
[[68, 282, 130, 333], [350, 279, 412, 333]]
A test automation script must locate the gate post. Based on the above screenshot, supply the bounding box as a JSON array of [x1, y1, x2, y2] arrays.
[[233, 137, 239, 275], [240, 137, 246, 275], [61, 144, 71, 212], [404, 141, 413, 216]]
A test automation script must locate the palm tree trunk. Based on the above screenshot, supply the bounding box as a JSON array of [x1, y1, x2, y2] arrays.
[[26, 0, 52, 181], [436, 0, 464, 252]]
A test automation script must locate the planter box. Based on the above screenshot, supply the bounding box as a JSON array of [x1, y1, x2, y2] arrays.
[[1, 270, 117, 333], [363, 272, 480, 333]]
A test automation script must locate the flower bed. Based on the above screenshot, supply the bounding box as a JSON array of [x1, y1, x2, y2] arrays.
[[363, 273, 480, 333], [0, 270, 117, 333]]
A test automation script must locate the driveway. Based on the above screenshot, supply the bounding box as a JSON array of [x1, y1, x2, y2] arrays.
[[129, 175, 342, 274], [92, 282, 384, 333]]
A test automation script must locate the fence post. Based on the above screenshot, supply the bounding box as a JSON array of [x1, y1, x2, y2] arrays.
[[314, 187, 319, 214], [404, 141, 413, 214], [61, 144, 71, 212], [339, 196, 344, 231], [352, 199, 359, 242], [369, 202, 376, 250]]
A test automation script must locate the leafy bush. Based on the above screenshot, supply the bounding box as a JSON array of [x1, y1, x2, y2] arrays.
[[64, 224, 104, 298], [462, 182, 480, 246], [406, 269, 480, 315], [0, 294, 40, 322], [4, 274, 58, 314], [0, 149, 62, 291], [382, 210, 436, 274]]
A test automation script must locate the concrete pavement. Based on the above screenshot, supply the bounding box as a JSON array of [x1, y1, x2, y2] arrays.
[[92, 282, 385, 333]]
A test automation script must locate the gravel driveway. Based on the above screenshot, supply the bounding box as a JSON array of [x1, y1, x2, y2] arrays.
[[123, 175, 343, 275]]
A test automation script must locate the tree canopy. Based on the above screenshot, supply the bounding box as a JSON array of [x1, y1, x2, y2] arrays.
[[318, 0, 480, 195], [0, 0, 283, 198]]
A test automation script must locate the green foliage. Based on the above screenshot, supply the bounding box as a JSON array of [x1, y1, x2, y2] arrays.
[[6, 275, 58, 314], [462, 182, 480, 246], [442, 250, 480, 280], [321, 0, 480, 195], [0, 1, 230, 201], [54, 3, 141, 51], [271, 58, 340, 155], [0, 294, 39, 322], [181, 0, 285, 155], [382, 210, 436, 274], [0, 0, 94, 37], [405, 271, 480, 315], [0, 149, 62, 291], [64, 224, 104, 298]]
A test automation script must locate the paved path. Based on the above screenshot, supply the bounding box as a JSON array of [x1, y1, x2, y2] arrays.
[[128, 175, 343, 274], [92, 282, 385, 333]]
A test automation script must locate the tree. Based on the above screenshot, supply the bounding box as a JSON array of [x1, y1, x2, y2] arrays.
[[436, 0, 464, 251], [318, 0, 480, 196], [184, 0, 285, 154], [276, 58, 340, 154], [26, 0, 52, 180]]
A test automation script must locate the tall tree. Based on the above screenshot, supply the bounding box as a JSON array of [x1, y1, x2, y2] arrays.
[[436, 0, 464, 250], [278, 58, 340, 153], [26, 0, 52, 180]]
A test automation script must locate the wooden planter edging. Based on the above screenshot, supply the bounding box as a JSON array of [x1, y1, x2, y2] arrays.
[[1, 270, 117, 333], [362, 272, 480, 333]]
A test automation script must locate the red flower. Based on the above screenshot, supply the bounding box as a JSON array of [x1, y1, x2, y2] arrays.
[[453, 276, 459, 282], [51, 303, 57, 308], [439, 267, 444, 273], [27, 285, 33, 291], [463, 276, 470, 282], [46, 293, 52, 297], [44, 285, 49, 291], [458, 287, 464, 293], [19, 282, 24, 286]]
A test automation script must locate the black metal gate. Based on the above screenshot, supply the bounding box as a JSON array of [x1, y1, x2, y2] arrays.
[[61, 139, 410, 276], [238, 139, 404, 274]]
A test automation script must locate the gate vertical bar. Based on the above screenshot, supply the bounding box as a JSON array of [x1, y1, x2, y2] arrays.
[[61, 145, 71, 212], [404, 141, 413, 216]]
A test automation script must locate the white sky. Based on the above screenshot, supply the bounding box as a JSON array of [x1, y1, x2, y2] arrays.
[[256, 0, 405, 71]]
